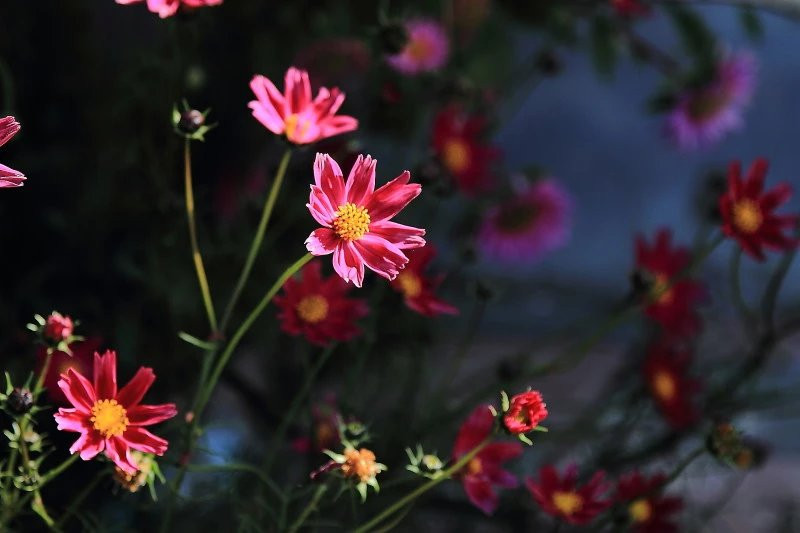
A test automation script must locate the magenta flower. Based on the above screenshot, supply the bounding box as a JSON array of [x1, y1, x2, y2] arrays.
[[305, 153, 426, 287], [116, 0, 222, 18], [666, 52, 756, 150], [249, 67, 358, 145], [477, 179, 572, 263], [387, 18, 449, 75], [0, 116, 25, 188]]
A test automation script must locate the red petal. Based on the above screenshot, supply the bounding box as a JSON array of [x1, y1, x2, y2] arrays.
[[93, 350, 117, 400], [345, 155, 376, 207], [127, 403, 178, 426], [116, 367, 155, 408], [122, 426, 170, 456], [59, 368, 97, 411], [463, 477, 499, 515], [365, 171, 421, 222]]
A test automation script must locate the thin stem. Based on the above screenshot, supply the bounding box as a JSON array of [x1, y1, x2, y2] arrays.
[[184, 139, 218, 334], [353, 437, 491, 533], [37, 454, 79, 489], [288, 484, 327, 533], [262, 344, 337, 475], [729, 248, 756, 330], [220, 148, 293, 332], [33, 350, 54, 396], [760, 244, 797, 333], [185, 463, 283, 499]]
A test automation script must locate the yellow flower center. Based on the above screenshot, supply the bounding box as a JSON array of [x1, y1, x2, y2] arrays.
[[653, 370, 676, 401], [466, 457, 482, 476], [396, 271, 422, 298], [552, 490, 584, 516], [442, 139, 471, 174], [91, 399, 129, 438], [732, 199, 763, 234], [284, 113, 312, 143], [650, 274, 673, 305], [333, 203, 371, 241], [342, 448, 379, 483], [407, 37, 433, 62], [629, 499, 653, 523], [296, 295, 329, 324]]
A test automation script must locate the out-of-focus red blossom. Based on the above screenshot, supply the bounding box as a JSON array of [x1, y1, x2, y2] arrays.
[[643, 341, 701, 429], [386, 18, 450, 75], [249, 67, 358, 145], [432, 105, 499, 195], [291, 393, 341, 454], [275, 261, 369, 346], [634, 229, 707, 338], [611, 0, 651, 17], [37, 338, 102, 405], [0, 116, 25, 188], [526, 465, 611, 525], [503, 390, 548, 435], [389, 246, 458, 317], [305, 153, 426, 287], [53, 350, 177, 475], [453, 405, 523, 515], [294, 38, 371, 88], [719, 158, 799, 261], [44, 312, 74, 343], [616, 471, 683, 532], [116, 0, 222, 18]]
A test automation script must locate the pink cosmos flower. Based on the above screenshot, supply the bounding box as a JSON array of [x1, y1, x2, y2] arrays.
[[477, 179, 572, 263], [453, 405, 523, 515], [0, 116, 25, 188], [249, 67, 358, 145], [116, 0, 222, 19], [305, 153, 426, 287], [387, 18, 450, 75], [666, 52, 756, 150], [53, 350, 177, 474]]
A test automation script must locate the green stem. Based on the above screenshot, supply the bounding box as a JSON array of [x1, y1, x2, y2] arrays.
[[729, 248, 756, 329], [185, 463, 283, 499], [288, 484, 327, 533], [220, 148, 292, 332], [37, 454, 79, 489], [761, 243, 797, 333], [33, 350, 54, 396], [184, 139, 218, 334], [54, 471, 103, 529], [353, 438, 491, 533], [262, 344, 337, 475]]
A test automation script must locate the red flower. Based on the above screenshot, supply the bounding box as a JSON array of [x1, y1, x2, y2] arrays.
[[643, 341, 701, 429], [453, 405, 523, 515], [53, 350, 177, 474], [616, 471, 683, 532], [44, 312, 74, 343], [305, 153, 426, 287], [503, 390, 548, 435], [275, 261, 369, 346], [249, 67, 358, 145], [611, 0, 651, 17], [291, 393, 341, 454], [719, 158, 798, 261], [634, 229, 707, 338], [37, 338, 102, 405], [0, 116, 25, 188], [432, 105, 498, 195], [389, 246, 458, 317], [526, 464, 611, 525]]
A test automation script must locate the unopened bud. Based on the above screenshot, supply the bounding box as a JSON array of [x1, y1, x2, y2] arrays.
[[8, 388, 33, 414]]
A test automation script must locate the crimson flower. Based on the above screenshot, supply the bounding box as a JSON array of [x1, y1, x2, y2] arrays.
[[719, 158, 798, 261], [643, 341, 701, 430], [453, 405, 523, 515], [0, 116, 25, 188], [634, 229, 706, 338], [274, 260, 369, 346], [389, 245, 458, 317], [432, 105, 498, 195], [37, 338, 102, 405], [526, 464, 611, 525], [53, 350, 177, 474], [305, 153, 426, 287], [116, 0, 222, 18], [503, 390, 548, 435], [249, 67, 358, 145], [616, 471, 683, 532], [611, 0, 651, 17]]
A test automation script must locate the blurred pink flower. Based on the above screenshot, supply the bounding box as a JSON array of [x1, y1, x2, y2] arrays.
[[0, 116, 25, 188], [116, 0, 222, 18], [666, 52, 756, 150], [249, 67, 358, 145], [477, 179, 572, 263], [387, 18, 449, 75], [305, 153, 425, 287]]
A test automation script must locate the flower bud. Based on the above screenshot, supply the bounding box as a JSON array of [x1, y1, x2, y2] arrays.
[[502, 390, 548, 436], [8, 388, 33, 414], [172, 103, 214, 141], [44, 312, 73, 343]]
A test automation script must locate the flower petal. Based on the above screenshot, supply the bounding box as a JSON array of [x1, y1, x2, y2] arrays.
[[122, 426, 170, 456], [332, 241, 365, 287], [365, 171, 421, 222], [71, 431, 105, 460], [116, 367, 155, 408], [0, 116, 21, 148], [285, 67, 312, 114], [248, 75, 287, 135], [369, 220, 426, 249], [453, 405, 493, 458], [306, 228, 339, 256], [313, 153, 345, 207], [94, 350, 117, 400], [345, 155, 376, 207], [308, 185, 337, 227], [318, 115, 358, 141], [58, 368, 97, 412], [353, 235, 409, 281], [127, 403, 178, 426], [106, 436, 138, 475], [54, 408, 90, 432], [463, 476, 499, 515]]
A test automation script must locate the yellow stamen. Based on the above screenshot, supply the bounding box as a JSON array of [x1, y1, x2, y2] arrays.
[[91, 399, 129, 438], [333, 203, 371, 241], [442, 139, 471, 174], [552, 491, 584, 516], [407, 38, 433, 62], [296, 295, 329, 324], [732, 199, 763, 234], [466, 457, 482, 476], [629, 499, 653, 523], [651, 274, 673, 305], [284, 113, 311, 143], [396, 272, 422, 298], [652, 370, 676, 401]]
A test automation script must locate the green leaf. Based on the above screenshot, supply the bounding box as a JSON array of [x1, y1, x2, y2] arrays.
[[590, 16, 618, 78], [177, 331, 218, 351]]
